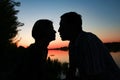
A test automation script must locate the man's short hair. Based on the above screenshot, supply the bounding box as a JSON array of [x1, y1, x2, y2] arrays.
[[61, 12, 82, 27]]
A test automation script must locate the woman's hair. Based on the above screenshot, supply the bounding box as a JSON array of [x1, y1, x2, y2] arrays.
[[32, 19, 53, 39]]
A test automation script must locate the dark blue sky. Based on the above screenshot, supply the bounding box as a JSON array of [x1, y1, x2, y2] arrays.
[[16, 0, 120, 47]]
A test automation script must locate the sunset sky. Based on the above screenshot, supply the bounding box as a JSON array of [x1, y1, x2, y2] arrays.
[[16, 0, 120, 48]]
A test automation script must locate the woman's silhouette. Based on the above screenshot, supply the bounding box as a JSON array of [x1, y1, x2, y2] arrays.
[[22, 19, 56, 80]]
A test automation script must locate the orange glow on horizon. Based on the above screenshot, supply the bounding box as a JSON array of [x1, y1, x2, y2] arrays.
[[17, 36, 120, 48], [48, 40, 69, 49], [99, 37, 120, 43], [17, 39, 69, 49]]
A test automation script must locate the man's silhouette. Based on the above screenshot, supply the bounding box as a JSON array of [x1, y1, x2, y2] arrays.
[[22, 19, 56, 80], [58, 12, 120, 80]]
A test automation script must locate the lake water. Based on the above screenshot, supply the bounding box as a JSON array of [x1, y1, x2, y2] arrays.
[[48, 50, 69, 63], [47, 50, 120, 68], [110, 52, 120, 68]]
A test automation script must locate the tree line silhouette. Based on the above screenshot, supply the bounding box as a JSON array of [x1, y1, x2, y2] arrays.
[[104, 42, 120, 52]]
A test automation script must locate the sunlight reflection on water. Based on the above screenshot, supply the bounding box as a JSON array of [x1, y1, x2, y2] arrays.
[[110, 52, 120, 68], [48, 50, 120, 68], [48, 50, 69, 63]]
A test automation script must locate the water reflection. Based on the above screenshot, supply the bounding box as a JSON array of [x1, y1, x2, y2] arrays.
[[110, 52, 120, 68], [48, 50, 120, 68], [48, 50, 69, 63]]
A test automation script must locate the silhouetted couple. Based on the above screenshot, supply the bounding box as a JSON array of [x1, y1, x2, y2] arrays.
[[19, 12, 120, 80]]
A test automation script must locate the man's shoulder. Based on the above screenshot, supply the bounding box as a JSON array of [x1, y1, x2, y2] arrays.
[[76, 31, 100, 44], [78, 31, 97, 39], [84, 31, 96, 36], [83, 31, 99, 39]]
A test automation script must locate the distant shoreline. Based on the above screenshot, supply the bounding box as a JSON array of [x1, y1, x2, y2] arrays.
[[104, 42, 120, 52], [49, 42, 120, 52]]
